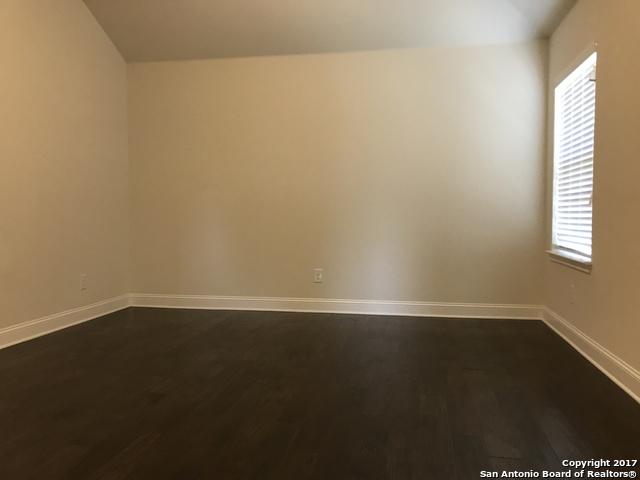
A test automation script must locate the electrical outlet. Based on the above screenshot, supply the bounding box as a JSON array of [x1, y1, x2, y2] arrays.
[[313, 268, 324, 284], [80, 274, 88, 292]]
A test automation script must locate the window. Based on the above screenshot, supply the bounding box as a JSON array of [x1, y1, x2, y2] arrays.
[[552, 52, 597, 264]]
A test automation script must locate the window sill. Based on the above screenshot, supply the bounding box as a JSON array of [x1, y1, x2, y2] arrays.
[[547, 249, 592, 274]]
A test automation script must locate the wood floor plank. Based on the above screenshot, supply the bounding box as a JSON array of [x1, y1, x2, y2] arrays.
[[0, 308, 638, 479]]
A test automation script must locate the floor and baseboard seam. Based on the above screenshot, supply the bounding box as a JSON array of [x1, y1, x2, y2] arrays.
[[1, 294, 637, 404], [0, 295, 130, 350]]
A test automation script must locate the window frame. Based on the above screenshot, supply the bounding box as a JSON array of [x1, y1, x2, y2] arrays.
[[549, 50, 598, 273]]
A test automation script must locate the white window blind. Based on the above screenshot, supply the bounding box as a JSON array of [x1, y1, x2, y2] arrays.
[[553, 52, 597, 260]]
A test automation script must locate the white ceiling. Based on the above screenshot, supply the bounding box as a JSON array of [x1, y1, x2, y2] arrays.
[[84, 0, 576, 63]]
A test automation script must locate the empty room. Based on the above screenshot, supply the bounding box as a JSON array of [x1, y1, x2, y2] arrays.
[[1, 0, 639, 478]]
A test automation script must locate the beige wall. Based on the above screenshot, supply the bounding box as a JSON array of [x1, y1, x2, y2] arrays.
[[129, 43, 547, 304], [0, 1, 130, 329], [546, 0, 640, 370]]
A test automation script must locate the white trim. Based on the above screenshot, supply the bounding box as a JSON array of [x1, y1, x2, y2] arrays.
[[547, 249, 592, 274], [1, 294, 638, 404], [542, 307, 640, 404], [129, 293, 543, 320], [0, 295, 130, 350], [551, 42, 598, 88]]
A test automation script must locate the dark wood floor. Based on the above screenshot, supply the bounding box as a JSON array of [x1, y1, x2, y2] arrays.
[[0, 308, 638, 479]]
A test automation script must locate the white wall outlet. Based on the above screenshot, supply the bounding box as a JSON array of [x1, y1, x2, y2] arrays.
[[313, 268, 324, 284], [80, 274, 88, 292]]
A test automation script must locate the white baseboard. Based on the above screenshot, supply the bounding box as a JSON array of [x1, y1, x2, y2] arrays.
[[0, 295, 130, 350], [2, 293, 637, 404], [0, 294, 543, 351], [129, 293, 543, 320], [542, 307, 640, 404]]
